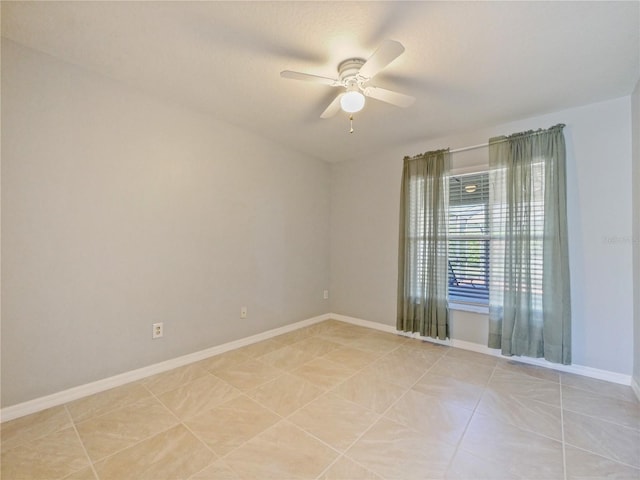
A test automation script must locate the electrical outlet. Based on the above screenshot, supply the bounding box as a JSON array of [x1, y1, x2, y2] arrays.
[[323, 290, 329, 300], [240, 306, 247, 319], [152, 322, 163, 339]]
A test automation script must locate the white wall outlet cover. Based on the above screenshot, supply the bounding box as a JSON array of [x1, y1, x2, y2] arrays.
[[152, 322, 163, 339]]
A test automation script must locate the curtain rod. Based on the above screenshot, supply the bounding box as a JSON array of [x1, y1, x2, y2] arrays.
[[449, 124, 566, 154], [449, 143, 488, 154], [406, 124, 566, 160]]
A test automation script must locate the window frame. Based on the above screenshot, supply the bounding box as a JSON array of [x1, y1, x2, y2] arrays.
[[446, 166, 490, 311]]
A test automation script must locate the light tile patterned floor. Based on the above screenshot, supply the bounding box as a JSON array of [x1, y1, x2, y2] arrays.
[[2, 319, 639, 479]]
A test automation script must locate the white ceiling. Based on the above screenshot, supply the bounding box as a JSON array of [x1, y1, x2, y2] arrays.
[[2, 1, 639, 163]]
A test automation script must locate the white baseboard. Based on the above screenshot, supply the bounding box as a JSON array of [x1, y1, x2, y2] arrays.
[[0, 313, 331, 423], [632, 377, 640, 402], [330, 313, 634, 386], [2, 311, 634, 422]]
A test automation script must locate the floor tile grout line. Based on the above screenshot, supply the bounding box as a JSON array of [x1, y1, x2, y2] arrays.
[[168, 382, 343, 478], [324, 334, 638, 480], [157, 326, 382, 397], [63, 404, 100, 480], [188, 326, 377, 432], [249, 333, 396, 420], [446, 360, 567, 476], [333, 454, 385, 480], [64, 382, 151, 425], [12, 320, 637, 479], [217, 367, 289, 393], [244, 375, 326, 418], [387, 341, 448, 404], [287, 333, 448, 479], [457, 365, 593, 479], [184, 460, 216, 480], [484, 368, 566, 410], [561, 383, 640, 406], [470, 411, 569, 448], [214, 417, 346, 479], [494, 360, 562, 383], [380, 345, 467, 473], [493, 365, 564, 387], [141, 371, 215, 399], [324, 343, 454, 479], [283, 410, 382, 480], [559, 379, 640, 475], [313, 453, 345, 480], [443, 360, 498, 475], [58, 381, 185, 466], [184, 457, 238, 480], [12, 327, 364, 458], [315, 338, 442, 413], [77, 383, 189, 470], [278, 416, 347, 456], [286, 344, 399, 402], [560, 373, 639, 390], [560, 405, 640, 431], [69, 387, 175, 426], [0, 407, 75, 454], [286, 390, 385, 451], [290, 405, 382, 477], [470, 396, 568, 446], [188, 389, 285, 430], [259, 347, 385, 420], [563, 443, 640, 471], [560, 374, 568, 480], [203, 329, 438, 422], [79, 421, 180, 469], [314, 447, 387, 480], [144, 383, 229, 479]]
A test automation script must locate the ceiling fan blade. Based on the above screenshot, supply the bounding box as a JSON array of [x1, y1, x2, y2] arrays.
[[358, 39, 405, 79], [364, 86, 415, 108], [320, 94, 343, 119], [280, 70, 340, 86]]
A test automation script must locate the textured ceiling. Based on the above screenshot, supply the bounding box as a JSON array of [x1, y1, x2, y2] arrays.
[[2, 1, 639, 163]]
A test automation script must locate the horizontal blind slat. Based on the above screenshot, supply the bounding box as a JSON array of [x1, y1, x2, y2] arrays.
[[448, 171, 490, 304]]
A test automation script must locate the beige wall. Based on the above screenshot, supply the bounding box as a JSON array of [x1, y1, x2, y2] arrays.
[[632, 77, 640, 391], [330, 96, 635, 375], [1, 41, 331, 407], [2, 37, 637, 408]]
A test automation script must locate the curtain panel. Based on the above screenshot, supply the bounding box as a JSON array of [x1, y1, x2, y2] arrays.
[[397, 149, 450, 339], [488, 124, 571, 364]]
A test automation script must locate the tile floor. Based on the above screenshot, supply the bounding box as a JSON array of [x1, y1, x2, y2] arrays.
[[1, 319, 639, 479]]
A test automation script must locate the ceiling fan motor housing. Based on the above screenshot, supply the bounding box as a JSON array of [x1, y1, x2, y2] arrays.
[[338, 58, 367, 85]]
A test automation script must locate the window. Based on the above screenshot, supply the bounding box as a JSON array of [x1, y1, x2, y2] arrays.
[[406, 175, 448, 301], [448, 171, 490, 304], [489, 162, 546, 313], [407, 175, 426, 300]]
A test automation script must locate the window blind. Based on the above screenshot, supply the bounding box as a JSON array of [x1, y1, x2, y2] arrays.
[[448, 172, 490, 304], [489, 163, 545, 312]]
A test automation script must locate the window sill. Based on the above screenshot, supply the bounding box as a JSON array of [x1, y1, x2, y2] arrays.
[[449, 302, 489, 315]]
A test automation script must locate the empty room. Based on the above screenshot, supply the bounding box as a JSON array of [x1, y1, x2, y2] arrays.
[[1, 1, 639, 479]]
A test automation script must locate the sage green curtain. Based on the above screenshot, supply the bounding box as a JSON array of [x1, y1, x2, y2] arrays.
[[488, 124, 571, 364], [397, 149, 450, 339]]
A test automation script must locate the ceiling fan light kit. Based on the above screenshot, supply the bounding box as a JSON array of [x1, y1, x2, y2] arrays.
[[340, 90, 365, 113], [280, 39, 415, 128]]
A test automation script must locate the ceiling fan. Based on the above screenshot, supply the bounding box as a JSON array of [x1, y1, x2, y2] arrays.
[[280, 39, 416, 119]]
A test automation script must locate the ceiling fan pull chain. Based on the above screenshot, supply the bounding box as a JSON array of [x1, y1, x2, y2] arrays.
[[349, 115, 354, 134]]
